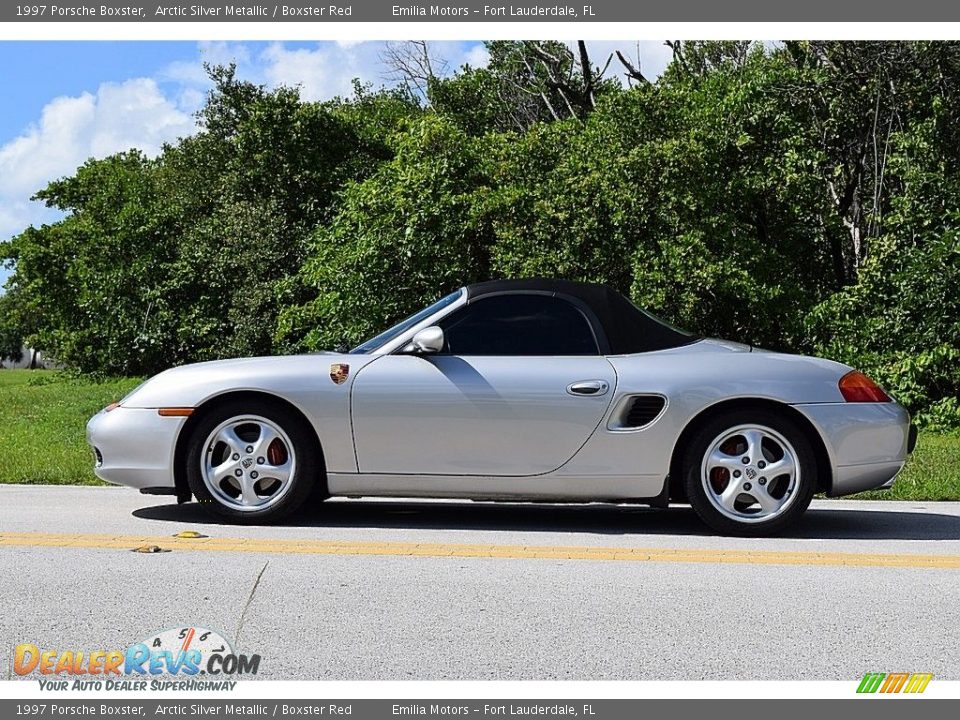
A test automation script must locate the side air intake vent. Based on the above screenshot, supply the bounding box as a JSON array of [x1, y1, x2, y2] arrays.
[[624, 395, 666, 428]]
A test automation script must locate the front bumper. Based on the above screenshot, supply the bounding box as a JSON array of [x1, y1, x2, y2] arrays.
[[86, 407, 184, 490], [792, 401, 912, 497]]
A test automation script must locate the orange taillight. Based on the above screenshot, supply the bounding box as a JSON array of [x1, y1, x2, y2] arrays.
[[839, 371, 891, 403]]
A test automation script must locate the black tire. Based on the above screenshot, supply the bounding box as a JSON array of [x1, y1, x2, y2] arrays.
[[185, 399, 322, 523], [682, 408, 817, 537]]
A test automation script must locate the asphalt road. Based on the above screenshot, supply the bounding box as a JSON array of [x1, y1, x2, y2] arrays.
[[1, 484, 959, 681]]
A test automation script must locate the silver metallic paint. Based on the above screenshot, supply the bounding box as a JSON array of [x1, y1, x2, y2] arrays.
[[86, 298, 911, 503], [792, 402, 910, 495], [86, 407, 185, 489], [325, 471, 659, 501], [351, 355, 617, 475], [114, 354, 379, 474]]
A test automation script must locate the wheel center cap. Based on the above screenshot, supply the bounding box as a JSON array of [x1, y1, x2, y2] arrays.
[[241, 457, 254, 469], [745, 466, 758, 480]]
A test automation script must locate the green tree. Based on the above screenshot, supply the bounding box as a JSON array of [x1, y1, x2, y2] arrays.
[[279, 116, 495, 350], [483, 49, 836, 349], [4, 151, 175, 374], [430, 41, 621, 134], [1, 67, 415, 374], [807, 111, 960, 429], [0, 291, 25, 363]]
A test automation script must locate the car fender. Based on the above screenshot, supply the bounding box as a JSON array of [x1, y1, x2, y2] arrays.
[[119, 354, 378, 474], [554, 346, 851, 483]]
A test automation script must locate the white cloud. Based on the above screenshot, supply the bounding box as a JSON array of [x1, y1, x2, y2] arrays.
[[0, 200, 55, 245], [160, 41, 254, 88], [260, 42, 370, 101], [428, 41, 493, 75], [463, 43, 491, 69], [159, 41, 399, 105], [0, 78, 194, 202], [0, 201, 60, 287], [256, 41, 493, 101], [199, 41, 254, 68], [0, 76, 195, 289]]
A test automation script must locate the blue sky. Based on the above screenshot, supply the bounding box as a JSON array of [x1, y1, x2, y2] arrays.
[[0, 40, 673, 289]]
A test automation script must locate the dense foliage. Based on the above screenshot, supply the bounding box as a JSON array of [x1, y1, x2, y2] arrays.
[[2, 42, 959, 428], [0, 291, 24, 363]]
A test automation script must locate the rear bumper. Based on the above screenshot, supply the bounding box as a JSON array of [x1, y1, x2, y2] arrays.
[[832, 460, 905, 495], [86, 407, 183, 490], [792, 401, 911, 497]]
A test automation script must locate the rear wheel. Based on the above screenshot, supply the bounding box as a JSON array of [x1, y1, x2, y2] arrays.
[[683, 409, 816, 536], [185, 400, 320, 523]]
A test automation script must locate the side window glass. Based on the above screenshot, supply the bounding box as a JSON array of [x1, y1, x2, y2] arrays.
[[441, 295, 599, 356]]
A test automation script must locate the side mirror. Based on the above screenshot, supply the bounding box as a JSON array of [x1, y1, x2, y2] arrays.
[[406, 326, 445, 354]]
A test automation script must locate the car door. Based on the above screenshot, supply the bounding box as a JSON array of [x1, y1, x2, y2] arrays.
[[350, 293, 617, 476]]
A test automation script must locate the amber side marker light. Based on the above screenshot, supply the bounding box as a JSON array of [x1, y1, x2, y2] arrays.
[[839, 370, 891, 402], [157, 408, 195, 417], [104, 402, 120, 412]]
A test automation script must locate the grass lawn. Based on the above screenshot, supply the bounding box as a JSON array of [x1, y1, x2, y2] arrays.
[[0, 369, 958, 499], [853, 433, 960, 501], [0, 370, 141, 485]]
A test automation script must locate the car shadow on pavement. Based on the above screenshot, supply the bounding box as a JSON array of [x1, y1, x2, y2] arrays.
[[133, 500, 960, 541]]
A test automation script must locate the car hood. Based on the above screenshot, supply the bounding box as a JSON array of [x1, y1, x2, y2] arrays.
[[120, 353, 369, 409]]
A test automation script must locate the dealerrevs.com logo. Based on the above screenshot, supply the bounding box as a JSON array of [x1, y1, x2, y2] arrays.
[[13, 627, 260, 691], [857, 673, 933, 694]]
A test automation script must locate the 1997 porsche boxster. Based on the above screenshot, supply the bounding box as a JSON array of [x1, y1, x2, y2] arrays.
[[87, 279, 915, 535]]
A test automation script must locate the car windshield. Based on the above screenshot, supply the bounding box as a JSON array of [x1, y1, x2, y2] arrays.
[[350, 289, 463, 354]]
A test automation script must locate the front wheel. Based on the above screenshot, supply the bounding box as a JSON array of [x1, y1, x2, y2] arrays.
[[185, 400, 321, 523], [682, 409, 817, 536]]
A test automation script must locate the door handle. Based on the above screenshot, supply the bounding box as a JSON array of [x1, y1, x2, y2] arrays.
[[567, 380, 610, 396]]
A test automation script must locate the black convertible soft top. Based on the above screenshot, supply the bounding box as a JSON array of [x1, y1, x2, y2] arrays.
[[464, 278, 696, 355]]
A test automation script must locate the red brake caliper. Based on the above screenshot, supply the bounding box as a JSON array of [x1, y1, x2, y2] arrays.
[[267, 438, 288, 466], [711, 439, 740, 492], [710, 467, 730, 493]]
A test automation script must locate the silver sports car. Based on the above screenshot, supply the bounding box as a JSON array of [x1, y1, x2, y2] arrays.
[[87, 279, 916, 536]]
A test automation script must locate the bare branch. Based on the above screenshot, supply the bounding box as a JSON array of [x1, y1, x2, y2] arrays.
[[666, 40, 689, 74], [616, 50, 650, 85], [518, 53, 562, 122], [577, 41, 595, 99], [525, 41, 568, 67], [381, 41, 448, 98]]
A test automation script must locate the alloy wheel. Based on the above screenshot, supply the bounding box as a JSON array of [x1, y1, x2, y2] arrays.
[[700, 423, 800, 524], [200, 415, 297, 512]]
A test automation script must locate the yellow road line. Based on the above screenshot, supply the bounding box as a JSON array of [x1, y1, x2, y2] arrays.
[[0, 531, 959, 569]]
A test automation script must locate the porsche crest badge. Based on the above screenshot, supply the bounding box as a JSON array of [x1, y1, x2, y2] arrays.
[[329, 363, 350, 385]]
